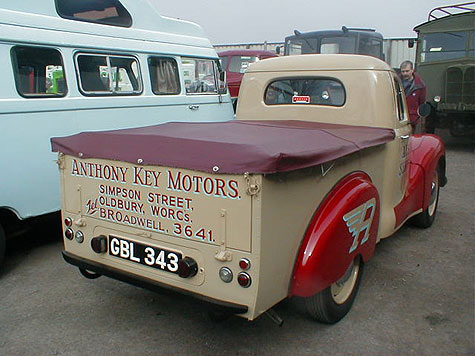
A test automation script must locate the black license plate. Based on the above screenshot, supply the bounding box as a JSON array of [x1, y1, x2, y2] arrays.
[[109, 236, 182, 274]]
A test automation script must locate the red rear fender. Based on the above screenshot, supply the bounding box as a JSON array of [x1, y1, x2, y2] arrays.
[[290, 172, 380, 298]]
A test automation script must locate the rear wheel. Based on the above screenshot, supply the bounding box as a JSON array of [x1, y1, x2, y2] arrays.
[[0, 224, 5, 267], [305, 257, 363, 324], [411, 167, 440, 228]]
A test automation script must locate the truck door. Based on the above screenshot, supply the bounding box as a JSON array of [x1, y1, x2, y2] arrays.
[[392, 74, 412, 201]]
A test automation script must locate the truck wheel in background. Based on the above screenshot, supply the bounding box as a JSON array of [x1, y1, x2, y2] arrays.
[[410, 167, 440, 228], [79, 268, 102, 279], [425, 115, 436, 134], [0, 223, 5, 267], [304, 256, 363, 324]]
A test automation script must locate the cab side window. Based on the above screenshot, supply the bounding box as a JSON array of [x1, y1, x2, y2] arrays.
[[11, 46, 67, 98], [76, 54, 142, 95], [148, 57, 180, 95], [393, 75, 407, 121], [182, 58, 218, 94]]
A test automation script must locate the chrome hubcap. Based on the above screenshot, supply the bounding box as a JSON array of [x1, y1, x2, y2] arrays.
[[428, 170, 439, 216], [331, 259, 360, 305]]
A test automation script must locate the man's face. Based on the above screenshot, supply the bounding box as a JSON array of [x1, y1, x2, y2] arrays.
[[401, 65, 414, 81]]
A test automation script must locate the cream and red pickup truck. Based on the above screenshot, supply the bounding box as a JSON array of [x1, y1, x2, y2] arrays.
[[52, 55, 446, 324]]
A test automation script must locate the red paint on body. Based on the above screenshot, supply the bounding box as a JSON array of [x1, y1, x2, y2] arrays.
[[290, 172, 380, 298], [394, 134, 445, 228]]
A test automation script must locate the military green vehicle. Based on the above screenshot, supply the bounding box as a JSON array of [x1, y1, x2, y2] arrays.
[[414, 3, 475, 135]]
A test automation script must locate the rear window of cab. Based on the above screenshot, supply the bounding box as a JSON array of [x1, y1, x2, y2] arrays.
[[264, 78, 346, 106]]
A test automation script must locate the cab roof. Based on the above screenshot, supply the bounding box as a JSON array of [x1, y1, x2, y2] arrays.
[[245, 54, 392, 72], [218, 50, 278, 57]]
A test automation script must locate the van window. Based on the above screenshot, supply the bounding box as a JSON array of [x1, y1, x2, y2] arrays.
[[182, 58, 218, 94], [76, 54, 142, 95], [264, 78, 345, 106], [55, 0, 132, 28], [148, 57, 180, 95], [11, 46, 67, 98]]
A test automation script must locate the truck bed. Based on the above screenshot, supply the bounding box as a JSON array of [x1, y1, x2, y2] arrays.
[[51, 120, 395, 174]]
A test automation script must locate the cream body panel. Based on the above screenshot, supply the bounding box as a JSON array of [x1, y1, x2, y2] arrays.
[[237, 60, 412, 240], [60, 153, 368, 320], [59, 56, 417, 319], [238, 69, 396, 129]]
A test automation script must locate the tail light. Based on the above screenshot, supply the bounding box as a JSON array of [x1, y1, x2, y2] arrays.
[[65, 228, 74, 240], [219, 267, 233, 283], [75, 231, 84, 243], [239, 258, 251, 270], [178, 257, 198, 278], [91, 235, 108, 253], [237, 272, 252, 288], [64, 217, 73, 227]]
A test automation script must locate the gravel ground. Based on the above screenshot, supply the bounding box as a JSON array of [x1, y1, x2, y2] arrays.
[[1, 129, 473, 356]]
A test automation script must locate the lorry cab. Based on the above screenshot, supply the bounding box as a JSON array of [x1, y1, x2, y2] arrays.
[[0, 0, 233, 266], [283, 27, 384, 60]]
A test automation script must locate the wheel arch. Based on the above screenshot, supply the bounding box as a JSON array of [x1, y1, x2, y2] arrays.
[[290, 171, 380, 298]]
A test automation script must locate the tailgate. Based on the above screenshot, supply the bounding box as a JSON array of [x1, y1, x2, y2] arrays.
[[61, 156, 253, 252]]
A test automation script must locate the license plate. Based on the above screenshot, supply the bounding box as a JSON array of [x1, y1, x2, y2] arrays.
[[109, 236, 182, 274]]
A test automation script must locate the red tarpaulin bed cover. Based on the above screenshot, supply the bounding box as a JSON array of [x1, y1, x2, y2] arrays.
[[51, 120, 395, 174]]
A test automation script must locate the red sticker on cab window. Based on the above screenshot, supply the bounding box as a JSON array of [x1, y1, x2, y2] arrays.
[[292, 95, 310, 104]]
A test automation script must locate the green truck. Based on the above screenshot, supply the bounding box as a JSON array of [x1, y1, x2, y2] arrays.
[[414, 3, 475, 135]]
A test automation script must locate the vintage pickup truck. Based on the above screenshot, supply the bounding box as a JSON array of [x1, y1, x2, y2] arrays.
[[52, 55, 446, 324]]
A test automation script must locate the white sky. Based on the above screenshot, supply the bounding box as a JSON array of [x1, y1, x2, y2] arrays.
[[154, 0, 465, 44]]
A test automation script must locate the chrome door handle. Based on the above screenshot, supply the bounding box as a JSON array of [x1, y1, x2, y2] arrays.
[[400, 135, 410, 139], [188, 105, 199, 111]]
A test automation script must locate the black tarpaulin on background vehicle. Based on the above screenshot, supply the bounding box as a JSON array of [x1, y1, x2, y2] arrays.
[[51, 120, 395, 174]]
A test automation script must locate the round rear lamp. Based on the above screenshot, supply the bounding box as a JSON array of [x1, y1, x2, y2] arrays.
[[239, 258, 251, 270], [75, 231, 84, 243], [178, 257, 198, 278], [91, 235, 108, 254], [65, 228, 74, 240], [434, 96, 441, 103], [219, 267, 233, 283], [237, 272, 252, 288], [64, 217, 73, 227]]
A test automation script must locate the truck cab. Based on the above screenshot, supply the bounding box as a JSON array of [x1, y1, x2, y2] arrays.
[[219, 50, 278, 110], [284, 27, 384, 60]]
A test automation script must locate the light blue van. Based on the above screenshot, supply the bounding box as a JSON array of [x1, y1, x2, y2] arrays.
[[0, 0, 233, 265]]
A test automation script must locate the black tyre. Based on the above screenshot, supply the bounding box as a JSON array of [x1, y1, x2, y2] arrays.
[[79, 268, 102, 279], [305, 257, 363, 324], [0, 224, 5, 267], [410, 167, 440, 228]]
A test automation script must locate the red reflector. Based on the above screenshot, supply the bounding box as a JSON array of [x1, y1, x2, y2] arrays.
[[64, 217, 73, 227], [65, 228, 74, 240], [239, 258, 251, 270], [237, 272, 251, 288]]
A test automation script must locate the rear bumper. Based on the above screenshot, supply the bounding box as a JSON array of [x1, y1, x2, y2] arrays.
[[62, 250, 248, 314]]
